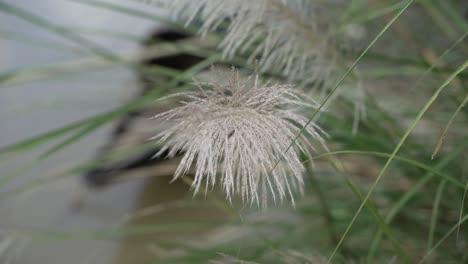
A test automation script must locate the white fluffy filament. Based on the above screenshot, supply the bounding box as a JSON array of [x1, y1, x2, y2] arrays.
[[151, 69, 327, 207]]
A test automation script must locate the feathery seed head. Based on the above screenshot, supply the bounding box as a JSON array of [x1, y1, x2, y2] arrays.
[[159, 0, 337, 89], [151, 69, 326, 207], [151, 0, 366, 131]]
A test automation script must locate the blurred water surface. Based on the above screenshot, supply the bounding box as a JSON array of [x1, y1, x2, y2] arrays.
[[0, 1, 188, 263]]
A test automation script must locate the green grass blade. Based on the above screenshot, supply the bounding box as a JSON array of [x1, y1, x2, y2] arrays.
[[0, 160, 40, 188], [310, 150, 464, 188], [436, 1, 468, 33], [367, 137, 468, 260], [0, 36, 214, 88], [9, 52, 217, 161], [341, 0, 408, 26], [457, 180, 468, 245], [325, 156, 411, 262], [38, 121, 105, 159], [69, 0, 196, 33], [328, 59, 468, 263], [409, 31, 468, 94], [432, 92, 468, 159], [427, 180, 446, 251], [419, 214, 468, 264], [271, 0, 417, 189], [0, 121, 87, 155]]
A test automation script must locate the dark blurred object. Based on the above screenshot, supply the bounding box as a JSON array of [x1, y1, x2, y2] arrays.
[[83, 28, 203, 188]]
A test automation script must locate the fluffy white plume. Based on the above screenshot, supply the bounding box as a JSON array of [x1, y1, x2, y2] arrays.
[[158, 0, 337, 89], [151, 69, 327, 207]]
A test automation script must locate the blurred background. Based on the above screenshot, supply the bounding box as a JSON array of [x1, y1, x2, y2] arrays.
[[0, 1, 170, 263], [0, 0, 467, 264]]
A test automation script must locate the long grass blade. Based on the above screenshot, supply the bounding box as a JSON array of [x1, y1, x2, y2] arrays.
[[367, 137, 468, 260], [456, 180, 468, 246], [310, 150, 465, 188], [271, 0, 417, 192], [325, 156, 410, 262], [419, 214, 468, 264], [427, 180, 446, 251], [431, 92, 468, 159], [327, 60, 468, 263]]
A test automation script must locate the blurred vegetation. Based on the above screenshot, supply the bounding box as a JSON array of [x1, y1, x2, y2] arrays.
[[0, 0, 467, 263]]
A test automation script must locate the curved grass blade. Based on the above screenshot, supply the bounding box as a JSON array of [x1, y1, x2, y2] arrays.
[[437, 1, 468, 33], [38, 121, 105, 160], [363, 31, 468, 258], [25, 52, 219, 160], [408, 31, 467, 94], [418, 214, 468, 264], [340, 0, 408, 28], [324, 155, 410, 262], [0, 121, 88, 156], [328, 60, 468, 263], [269, 0, 416, 185], [0, 36, 214, 88], [0, 48, 216, 169], [432, 92, 468, 159], [367, 137, 468, 260], [420, 1, 468, 54], [310, 150, 465, 188]]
